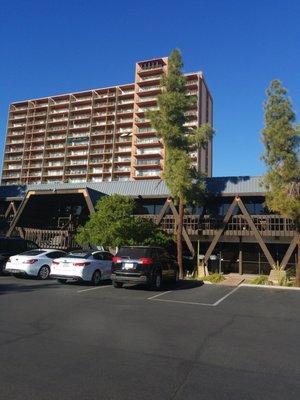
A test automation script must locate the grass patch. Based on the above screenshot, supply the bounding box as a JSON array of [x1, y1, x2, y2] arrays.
[[249, 275, 269, 285], [200, 273, 225, 283]]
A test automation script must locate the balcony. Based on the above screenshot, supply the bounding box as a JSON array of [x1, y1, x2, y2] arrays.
[[136, 137, 160, 145], [136, 148, 162, 156], [66, 169, 86, 175], [114, 166, 130, 172], [72, 96, 92, 103], [45, 171, 63, 177], [68, 151, 88, 156], [118, 99, 134, 105], [138, 214, 297, 237], [72, 105, 92, 111], [135, 159, 161, 166], [69, 114, 91, 120], [47, 135, 66, 140], [117, 118, 133, 124], [67, 159, 87, 166], [114, 156, 131, 163], [11, 114, 27, 120], [137, 96, 157, 104], [69, 123, 90, 129], [47, 126, 67, 132], [139, 74, 161, 82], [45, 162, 64, 167], [46, 144, 65, 150], [138, 86, 161, 93], [115, 147, 131, 153], [136, 107, 159, 114], [90, 168, 103, 174], [135, 169, 161, 177], [44, 153, 64, 158], [49, 108, 69, 114], [136, 127, 157, 134]]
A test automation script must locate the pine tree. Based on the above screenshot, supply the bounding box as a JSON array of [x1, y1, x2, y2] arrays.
[[261, 79, 300, 285], [148, 49, 214, 278]]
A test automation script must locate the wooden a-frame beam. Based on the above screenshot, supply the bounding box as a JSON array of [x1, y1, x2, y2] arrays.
[[203, 198, 238, 264], [168, 201, 195, 256], [6, 193, 33, 237], [281, 233, 299, 268], [237, 197, 276, 267]]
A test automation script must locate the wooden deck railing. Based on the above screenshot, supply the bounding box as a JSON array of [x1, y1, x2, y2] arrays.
[[137, 214, 297, 237], [22, 228, 80, 250]]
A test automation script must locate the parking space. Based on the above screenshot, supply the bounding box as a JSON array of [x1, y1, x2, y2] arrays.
[[1, 275, 300, 399]]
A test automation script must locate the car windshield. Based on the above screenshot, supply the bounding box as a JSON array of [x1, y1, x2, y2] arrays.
[[20, 250, 45, 256], [117, 247, 152, 259], [67, 252, 91, 259]]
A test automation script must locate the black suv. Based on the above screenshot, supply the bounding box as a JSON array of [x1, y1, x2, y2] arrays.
[[111, 246, 179, 290], [0, 237, 39, 274]]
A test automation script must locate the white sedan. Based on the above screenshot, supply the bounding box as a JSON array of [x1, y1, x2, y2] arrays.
[[5, 249, 67, 280], [50, 251, 113, 285]]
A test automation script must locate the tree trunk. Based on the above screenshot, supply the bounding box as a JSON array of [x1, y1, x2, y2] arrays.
[[177, 197, 184, 279]]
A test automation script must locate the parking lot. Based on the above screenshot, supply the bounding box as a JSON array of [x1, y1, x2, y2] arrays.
[[1, 276, 300, 400]]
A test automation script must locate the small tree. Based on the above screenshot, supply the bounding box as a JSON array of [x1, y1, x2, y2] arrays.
[[148, 49, 214, 278], [261, 79, 300, 285], [75, 194, 171, 249]]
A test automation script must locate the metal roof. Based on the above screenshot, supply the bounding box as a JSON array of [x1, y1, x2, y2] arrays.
[[0, 176, 266, 201]]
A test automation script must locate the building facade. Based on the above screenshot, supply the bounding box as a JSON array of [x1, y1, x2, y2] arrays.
[[0, 177, 298, 275], [1, 57, 213, 185]]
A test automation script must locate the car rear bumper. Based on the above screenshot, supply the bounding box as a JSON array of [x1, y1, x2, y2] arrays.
[[5, 268, 29, 276], [50, 274, 83, 281], [111, 273, 149, 284]]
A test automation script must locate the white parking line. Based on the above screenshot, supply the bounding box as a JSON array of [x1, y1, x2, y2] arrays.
[[147, 291, 173, 300], [148, 285, 241, 307], [212, 285, 241, 306], [77, 285, 111, 293]]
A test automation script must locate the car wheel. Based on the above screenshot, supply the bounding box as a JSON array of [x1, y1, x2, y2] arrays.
[[151, 271, 162, 290], [113, 281, 123, 288], [38, 265, 50, 280], [57, 279, 67, 284], [91, 270, 101, 286]]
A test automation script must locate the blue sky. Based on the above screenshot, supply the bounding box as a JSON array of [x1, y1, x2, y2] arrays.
[[0, 0, 299, 177]]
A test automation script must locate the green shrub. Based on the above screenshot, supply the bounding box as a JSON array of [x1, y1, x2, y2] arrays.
[[249, 275, 269, 285], [200, 273, 225, 283]]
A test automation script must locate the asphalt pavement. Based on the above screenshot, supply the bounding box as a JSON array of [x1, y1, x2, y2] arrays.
[[1, 276, 300, 400]]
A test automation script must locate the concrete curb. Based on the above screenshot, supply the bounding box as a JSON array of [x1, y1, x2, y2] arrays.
[[241, 283, 300, 291]]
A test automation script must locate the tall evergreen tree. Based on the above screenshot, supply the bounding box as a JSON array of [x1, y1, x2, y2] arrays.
[[148, 49, 214, 278], [261, 79, 300, 285]]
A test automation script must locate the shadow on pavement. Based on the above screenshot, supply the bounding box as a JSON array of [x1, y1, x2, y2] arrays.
[[0, 282, 59, 295], [124, 279, 204, 292]]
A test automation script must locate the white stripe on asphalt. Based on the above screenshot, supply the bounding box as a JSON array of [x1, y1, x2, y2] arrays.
[[149, 285, 241, 307], [149, 298, 215, 306], [77, 285, 111, 293], [212, 285, 241, 306], [147, 291, 173, 300]]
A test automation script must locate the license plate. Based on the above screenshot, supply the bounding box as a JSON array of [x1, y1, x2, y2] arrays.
[[124, 263, 134, 270], [10, 269, 20, 273]]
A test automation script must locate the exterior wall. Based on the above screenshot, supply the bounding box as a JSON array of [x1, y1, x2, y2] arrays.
[[1, 58, 213, 185]]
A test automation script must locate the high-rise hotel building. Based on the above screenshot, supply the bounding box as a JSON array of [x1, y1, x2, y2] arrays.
[[1, 57, 213, 185]]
